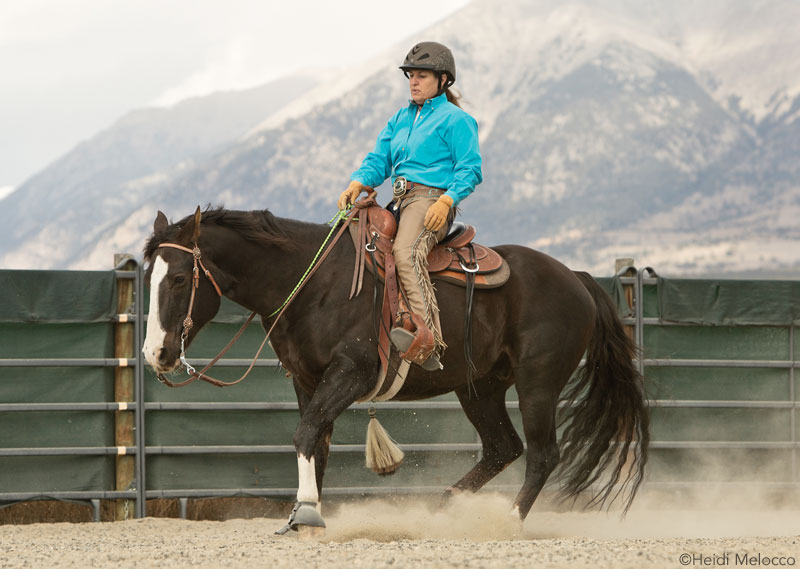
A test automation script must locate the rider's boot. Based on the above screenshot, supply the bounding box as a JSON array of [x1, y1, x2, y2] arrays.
[[390, 312, 443, 371]]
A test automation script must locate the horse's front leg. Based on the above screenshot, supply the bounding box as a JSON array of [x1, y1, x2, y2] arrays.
[[291, 378, 332, 508], [277, 352, 373, 534]]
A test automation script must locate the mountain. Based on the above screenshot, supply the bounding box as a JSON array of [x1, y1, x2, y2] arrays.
[[0, 74, 317, 268], [2, 0, 799, 277]]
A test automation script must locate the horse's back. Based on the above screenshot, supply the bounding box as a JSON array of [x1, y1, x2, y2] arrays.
[[491, 244, 596, 359], [493, 244, 593, 305]]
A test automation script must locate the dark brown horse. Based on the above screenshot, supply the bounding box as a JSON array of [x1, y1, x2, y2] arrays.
[[142, 206, 649, 532]]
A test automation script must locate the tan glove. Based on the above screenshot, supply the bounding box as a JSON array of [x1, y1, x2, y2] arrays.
[[424, 194, 454, 231], [338, 180, 364, 210]]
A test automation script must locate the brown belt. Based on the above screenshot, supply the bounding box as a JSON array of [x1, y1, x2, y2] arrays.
[[396, 184, 446, 200], [393, 176, 445, 199]]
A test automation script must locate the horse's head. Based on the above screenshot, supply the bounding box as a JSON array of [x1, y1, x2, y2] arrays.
[[142, 207, 225, 374]]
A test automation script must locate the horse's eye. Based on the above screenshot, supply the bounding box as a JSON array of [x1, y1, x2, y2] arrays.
[[174, 275, 186, 285]]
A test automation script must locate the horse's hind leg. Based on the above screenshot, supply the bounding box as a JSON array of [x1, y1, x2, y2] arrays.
[[512, 377, 561, 520], [443, 380, 524, 501]]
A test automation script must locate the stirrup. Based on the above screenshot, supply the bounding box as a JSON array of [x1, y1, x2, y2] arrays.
[[420, 351, 443, 371], [390, 327, 413, 350], [390, 327, 442, 371]]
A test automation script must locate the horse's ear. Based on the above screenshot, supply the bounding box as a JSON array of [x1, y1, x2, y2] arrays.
[[191, 206, 202, 242], [154, 211, 168, 234], [177, 206, 203, 244]]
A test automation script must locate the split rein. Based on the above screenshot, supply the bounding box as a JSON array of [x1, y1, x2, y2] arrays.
[[153, 198, 373, 388]]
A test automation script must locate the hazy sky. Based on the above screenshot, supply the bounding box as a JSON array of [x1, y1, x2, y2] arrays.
[[0, 0, 469, 194]]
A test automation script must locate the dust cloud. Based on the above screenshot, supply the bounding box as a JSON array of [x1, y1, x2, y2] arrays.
[[319, 490, 800, 543]]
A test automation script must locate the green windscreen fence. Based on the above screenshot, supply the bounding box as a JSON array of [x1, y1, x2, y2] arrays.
[[656, 278, 800, 325], [1, 268, 798, 504], [640, 278, 798, 486], [0, 270, 118, 496]]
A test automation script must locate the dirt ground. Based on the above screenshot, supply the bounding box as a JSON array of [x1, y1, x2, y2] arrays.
[[1, 494, 798, 569]]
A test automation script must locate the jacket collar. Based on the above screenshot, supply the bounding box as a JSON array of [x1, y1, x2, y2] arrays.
[[408, 92, 448, 110]]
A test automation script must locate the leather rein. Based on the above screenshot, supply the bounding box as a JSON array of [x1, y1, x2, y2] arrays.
[[152, 198, 371, 388]]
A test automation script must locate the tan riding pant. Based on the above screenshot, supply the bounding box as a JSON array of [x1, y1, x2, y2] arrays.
[[392, 193, 451, 351]]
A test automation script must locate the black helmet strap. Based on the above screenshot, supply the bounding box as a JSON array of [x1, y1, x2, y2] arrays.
[[436, 72, 454, 98]]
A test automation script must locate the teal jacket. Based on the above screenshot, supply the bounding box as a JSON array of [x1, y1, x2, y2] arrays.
[[351, 93, 482, 206]]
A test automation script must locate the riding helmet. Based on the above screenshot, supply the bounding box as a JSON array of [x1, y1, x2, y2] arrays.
[[400, 41, 456, 89]]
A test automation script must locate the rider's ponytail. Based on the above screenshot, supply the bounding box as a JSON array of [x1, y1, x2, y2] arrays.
[[445, 88, 462, 108]]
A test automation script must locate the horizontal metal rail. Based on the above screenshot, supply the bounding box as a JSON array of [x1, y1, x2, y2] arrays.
[[645, 358, 799, 368], [144, 486, 481, 500], [0, 358, 137, 367], [0, 357, 278, 368], [139, 439, 800, 456], [0, 447, 136, 457], [650, 441, 799, 449], [169, 358, 280, 367], [6, 396, 791, 416], [621, 317, 799, 327], [0, 491, 137, 501], [0, 403, 137, 412], [143, 399, 798, 412], [145, 402, 299, 411], [651, 400, 797, 409], [144, 443, 483, 455]]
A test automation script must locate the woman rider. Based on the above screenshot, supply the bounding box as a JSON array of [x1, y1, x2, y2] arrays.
[[338, 41, 482, 371]]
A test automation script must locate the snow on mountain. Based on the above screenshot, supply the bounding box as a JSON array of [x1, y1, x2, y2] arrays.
[[2, 0, 799, 277]]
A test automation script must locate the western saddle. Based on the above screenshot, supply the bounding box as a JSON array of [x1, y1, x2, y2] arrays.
[[347, 195, 509, 372]]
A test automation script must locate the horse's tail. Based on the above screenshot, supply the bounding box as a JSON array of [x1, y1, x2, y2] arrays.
[[556, 271, 650, 513]]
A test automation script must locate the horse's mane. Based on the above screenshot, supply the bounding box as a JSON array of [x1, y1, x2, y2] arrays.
[[144, 206, 294, 261]]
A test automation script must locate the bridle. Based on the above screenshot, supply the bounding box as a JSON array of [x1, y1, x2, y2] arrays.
[[153, 242, 263, 388]]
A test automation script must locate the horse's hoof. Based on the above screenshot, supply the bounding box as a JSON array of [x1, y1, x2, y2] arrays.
[[439, 486, 462, 507], [275, 501, 326, 536], [291, 502, 326, 529]]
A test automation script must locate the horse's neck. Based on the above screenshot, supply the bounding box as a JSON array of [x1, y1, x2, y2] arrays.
[[216, 220, 335, 317]]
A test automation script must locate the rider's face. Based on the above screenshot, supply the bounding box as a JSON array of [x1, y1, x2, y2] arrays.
[[408, 69, 440, 105]]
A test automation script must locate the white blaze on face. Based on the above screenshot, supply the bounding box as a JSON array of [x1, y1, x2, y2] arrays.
[[296, 454, 318, 504], [142, 256, 169, 368]]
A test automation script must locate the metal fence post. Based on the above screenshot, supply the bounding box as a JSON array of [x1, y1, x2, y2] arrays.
[[791, 323, 797, 483], [114, 254, 137, 521], [135, 260, 147, 518], [614, 258, 636, 342]]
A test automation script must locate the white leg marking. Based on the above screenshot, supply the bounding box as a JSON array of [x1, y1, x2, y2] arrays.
[[510, 504, 521, 519], [296, 454, 318, 503], [142, 256, 169, 368]]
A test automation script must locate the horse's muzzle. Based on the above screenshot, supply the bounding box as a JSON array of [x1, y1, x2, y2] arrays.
[[143, 345, 180, 374]]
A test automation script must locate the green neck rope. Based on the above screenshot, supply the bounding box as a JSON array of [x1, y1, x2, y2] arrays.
[[266, 208, 351, 318]]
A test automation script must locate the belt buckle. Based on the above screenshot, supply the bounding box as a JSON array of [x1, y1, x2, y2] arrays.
[[393, 176, 408, 198]]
